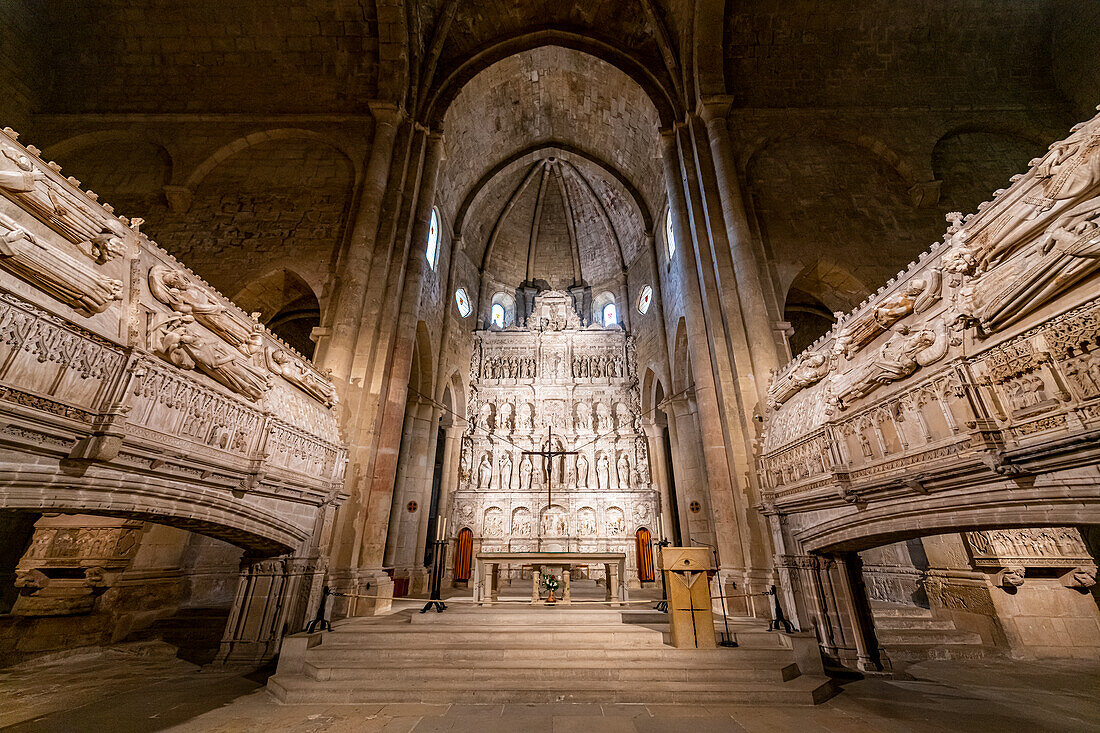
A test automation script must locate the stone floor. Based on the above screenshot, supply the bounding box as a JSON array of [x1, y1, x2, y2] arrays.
[[0, 639, 1097, 732]]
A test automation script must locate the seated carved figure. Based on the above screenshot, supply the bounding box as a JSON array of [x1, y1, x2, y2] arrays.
[[155, 315, 271, 401], [149, 264, 263, 355], [0, 212, 123, 316]]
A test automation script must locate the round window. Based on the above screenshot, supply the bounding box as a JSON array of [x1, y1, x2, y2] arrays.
[[454, 287, 472, 317], [664, 208, 676, 259], [637, 285, 653, 315]]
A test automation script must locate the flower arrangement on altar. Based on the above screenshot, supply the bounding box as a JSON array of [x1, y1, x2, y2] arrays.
[[540, 572, 561, 604]]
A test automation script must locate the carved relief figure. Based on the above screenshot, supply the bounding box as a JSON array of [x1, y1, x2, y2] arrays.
[[0, 212, 123, 316], [149, 265, 262, 355], [498, 402, 514, 433], [596, 453, 611, 491], [606, 507, 626, 535], [616, 453, 631, 490], [479, 402, 493, 434], [835, 322, 948, 407], [972, 205, 1100, 331], [458, 437, 472, 482], [477, 453, 493, 489], [267, 349, 338, 406], [483, 507, 503, 537], [595, 402, 612, 433], [574, 402, 591, 432], [841, 271, 941, 357], [153, 315, 271, 400], [615, 402, 631, 432], [578, 508, 597, 536], [511, 507, 533, 537], [768, 352, 831, 408], [517, 402, 534, 431], [498, 451, 513, 490], [576, 453, 589, 488]]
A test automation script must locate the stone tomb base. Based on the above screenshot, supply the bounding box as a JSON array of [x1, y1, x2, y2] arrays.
[[270, 605, 834, 705]]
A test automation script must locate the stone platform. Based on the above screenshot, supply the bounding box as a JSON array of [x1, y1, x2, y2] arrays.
[[268, 605, 836, 705]]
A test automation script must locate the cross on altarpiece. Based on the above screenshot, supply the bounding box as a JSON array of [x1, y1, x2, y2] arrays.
[[522, 426, 578, 508]]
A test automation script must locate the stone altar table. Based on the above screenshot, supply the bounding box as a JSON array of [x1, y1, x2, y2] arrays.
[[473, 552, 628, 605]]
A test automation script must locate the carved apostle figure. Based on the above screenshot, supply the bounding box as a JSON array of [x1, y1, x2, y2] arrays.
[[155, 315, 270, 400], [499, 452, 513, 490], [576, 453, 589, 488], [616, 453, 630, 490], [596, 453, 611, 491], [519, 453, 533, 490], [459, 437, 472, 482], [513, 510, 533, 537], [477, 453, 493, 490]]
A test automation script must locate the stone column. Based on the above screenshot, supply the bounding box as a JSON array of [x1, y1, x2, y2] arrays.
[[616, 269, 631, 331], [214, 554, 289, 668], [699, 99, 782, 388], [659, 129, 745, 578], [353, 129, 445, 613], [315, 103, 404, 379], [643, 419, 676, 545], [410, 407, 444, 593], [833, 553, 881, 672], [383, 396, 430, 568]]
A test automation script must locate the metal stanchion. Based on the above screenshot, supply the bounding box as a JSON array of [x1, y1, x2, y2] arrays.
[[692, 538, 737, 648], [767, 585, 794, 632], [305, 586, 333, 632], [654, 538, 670, 612], [420, 517, 448, 614]]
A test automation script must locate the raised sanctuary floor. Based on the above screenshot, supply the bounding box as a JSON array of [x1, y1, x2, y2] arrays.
[[268, 593, 836, 706]]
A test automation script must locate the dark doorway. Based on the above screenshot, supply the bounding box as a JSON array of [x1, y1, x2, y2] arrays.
[[662, 426, 683, 546], [423, 426, 446, 568]]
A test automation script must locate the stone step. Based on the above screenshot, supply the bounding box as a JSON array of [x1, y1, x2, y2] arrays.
[[301, 662, 800, 684], [875, 628, 984, 646], [407, 608, 630, 626], [268, 673, 837, 706], [315, 626, 668, 648], [872, 616, 957, 631], [302, 646, 795, 665], [869, 602, 934, 619]]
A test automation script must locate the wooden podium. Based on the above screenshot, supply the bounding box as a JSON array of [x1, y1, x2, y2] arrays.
[[661, 547, 716, 649]]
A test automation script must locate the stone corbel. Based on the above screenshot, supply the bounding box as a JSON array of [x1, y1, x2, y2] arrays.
[[162, 184, 192, 214], [995, 566, 1026, 589], [907, 180, 942, 208], [1060, 565, 1097, 590]]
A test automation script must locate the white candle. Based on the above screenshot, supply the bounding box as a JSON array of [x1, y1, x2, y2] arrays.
[[436, 516, 448, 541]]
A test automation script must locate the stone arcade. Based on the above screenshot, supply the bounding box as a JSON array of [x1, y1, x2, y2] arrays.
[[0, 2, 1099, 729]]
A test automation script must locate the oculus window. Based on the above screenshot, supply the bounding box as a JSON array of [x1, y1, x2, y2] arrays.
[[425, 207, 441, 270], [454, 287, 472, 317], [636, 285, 653, 315]]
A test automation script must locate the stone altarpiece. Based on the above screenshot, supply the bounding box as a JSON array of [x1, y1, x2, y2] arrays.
[[451, 291, 657, 584]]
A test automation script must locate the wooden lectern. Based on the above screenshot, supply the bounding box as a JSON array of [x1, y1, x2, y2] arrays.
[[661, 547, 716, 648]]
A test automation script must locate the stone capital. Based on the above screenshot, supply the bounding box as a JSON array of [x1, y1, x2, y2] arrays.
[[367, 101, 405, 128], [698, 96, 734, 126]]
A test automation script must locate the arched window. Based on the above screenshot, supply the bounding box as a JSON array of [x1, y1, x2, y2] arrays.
[[636, 285, 653, 315], [489, 291, 516, 328], [665, 208, 676, 259], [602, 302, 617, 327], [454, 287, 472, 317], [593, 291, 617, 327], [425, 207, 440, 270]]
